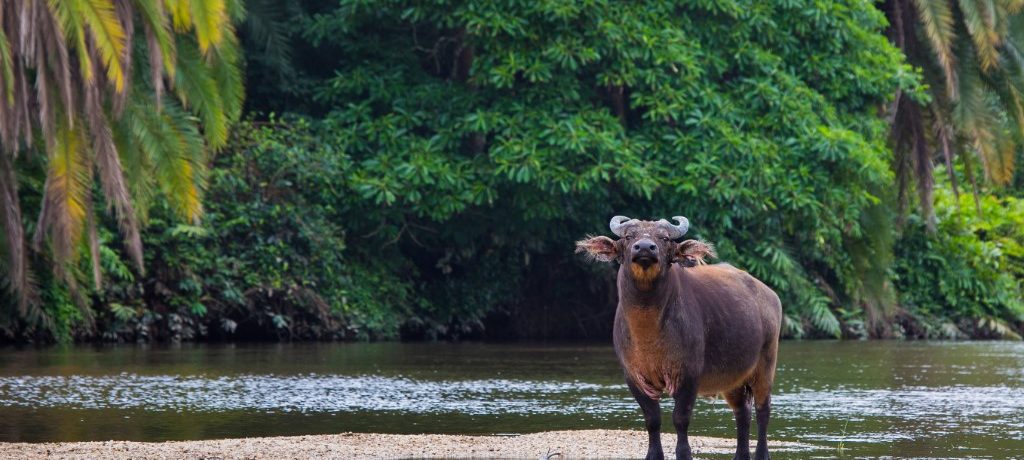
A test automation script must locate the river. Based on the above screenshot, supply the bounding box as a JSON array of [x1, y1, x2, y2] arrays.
[[0, 341, 1021, 458]]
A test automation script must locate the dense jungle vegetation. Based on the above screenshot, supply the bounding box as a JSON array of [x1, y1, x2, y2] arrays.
[[1, 0, 1022, 343]]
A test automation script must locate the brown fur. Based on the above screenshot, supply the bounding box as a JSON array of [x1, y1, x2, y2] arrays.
[[578, 220, 781, 460], [622, 306, 676, 396], [628, 262, 661, 291], [574, 235, 616, 262]]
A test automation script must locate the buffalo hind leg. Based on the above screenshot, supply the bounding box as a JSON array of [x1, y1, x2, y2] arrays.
[[753, 393, 771, 460], [752, 366, 775, 460], [671, 378, 698, 460], [627, 379, 664, 460], [724, 385, 753, 460]]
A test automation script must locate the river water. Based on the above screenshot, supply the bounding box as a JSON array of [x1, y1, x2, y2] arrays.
[[0, 341, 1021, 458]]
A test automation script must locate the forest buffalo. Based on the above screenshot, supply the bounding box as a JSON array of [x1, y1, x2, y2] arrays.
[[576, 216, 782, 460]]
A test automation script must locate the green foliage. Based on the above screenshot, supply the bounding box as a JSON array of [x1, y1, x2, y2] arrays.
[[893, 182, 1024, 339], [243, 0, 914, 339], [8, 0, 1023, 343], [886, 1, 1024, 227], [90, 120, 415, 340], [40, 285, 83, 345], [0, 0, 245, 333]]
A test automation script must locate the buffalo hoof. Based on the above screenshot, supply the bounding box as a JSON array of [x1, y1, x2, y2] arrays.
[[645, 450, 665, 460], [733, 452, 751, 460], [675, 445, 692, 460], [753, 447, 769, 460]]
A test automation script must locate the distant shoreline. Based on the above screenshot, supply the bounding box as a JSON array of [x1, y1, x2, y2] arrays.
[[0, 430, 810, 459]]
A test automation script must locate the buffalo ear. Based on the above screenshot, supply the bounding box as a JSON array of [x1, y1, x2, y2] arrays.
[[675, 239, 717, 267], [575, 236, 618, 263]]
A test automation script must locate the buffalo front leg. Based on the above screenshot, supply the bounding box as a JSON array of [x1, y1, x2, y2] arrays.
[[671, 379, 698, 460], [627, 379, 664, 460], [724, 385, 753, 460]]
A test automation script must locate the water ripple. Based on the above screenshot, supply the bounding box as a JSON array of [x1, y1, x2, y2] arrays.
[[2, 373, 1022, 441], [774, 385, 1024, 441], [0, 374, 630, 415]]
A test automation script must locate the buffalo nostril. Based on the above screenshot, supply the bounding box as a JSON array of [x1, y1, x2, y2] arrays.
[[633, 244, 640, 251], [648, 244, 656, 251]]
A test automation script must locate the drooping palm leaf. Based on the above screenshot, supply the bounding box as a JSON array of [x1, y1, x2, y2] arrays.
[[39, 121, 92, 270], [959, 0, 1002, 70], [0, 0, 244, 321], [87, 104, 144, 271], [241, 0, 293, 74], [0, 23, 15, 106], [75, 0, 129, 91], [174, 37, 228, 148], [124, 95, 205, 222], [913, 0, 959, 99], [209, 34, 244, 128], [0, 154, 35, 313], [50, 0, 97, 88], [189, 0, 227, 54], [886, 0, 1024, 223]]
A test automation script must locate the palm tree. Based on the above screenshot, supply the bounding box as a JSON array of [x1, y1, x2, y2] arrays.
[[0, 0, 243, 321], [885, 0, 1024, 230]]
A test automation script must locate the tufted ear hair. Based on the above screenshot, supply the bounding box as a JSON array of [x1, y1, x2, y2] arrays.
[[575, 235, 618, 263], [675, 239, 717, 267]]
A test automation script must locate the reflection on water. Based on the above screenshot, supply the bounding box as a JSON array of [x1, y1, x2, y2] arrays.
[[0, 374, 620, 414], [1, 341, 1022, 458]]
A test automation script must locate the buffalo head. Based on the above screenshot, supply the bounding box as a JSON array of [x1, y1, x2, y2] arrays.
[[576, 216, 699, 290]]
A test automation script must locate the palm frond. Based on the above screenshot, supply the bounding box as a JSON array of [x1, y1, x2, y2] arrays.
[[892, 94, 936, 229], [0, 24, 16, 106], [958, 0, 1002, 71], [14, 57, 32, 146], [75, 0, 129, 91], [0, 0, 243, 335], [174, 37, 228, 148], [33, 44, 56, 150], [40, 121, 93, 270], [166, 0, 193, 33], [225, 0, 245, 22], [0, 153, 38, 314], [38, 0, 75, 127], [989, 123, 1016, 184], [85, 96, 144, 271], [210, 33, 244, 128], [136, 0, 177, 105], [189, 0, 226, 54], [158, 102, 205, 222], [110, 104, 155, 221], [995, 40, 1024, 133], [49, 0, 97, 88], [240, 0, 293, 65], [913, 0, 959, 99], [955, 52, 1004, 185], [111, 0, 134, 114], [125, 96, 205, 221]]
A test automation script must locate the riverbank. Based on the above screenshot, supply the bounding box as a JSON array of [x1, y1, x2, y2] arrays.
[[0, 430, 810, 459]]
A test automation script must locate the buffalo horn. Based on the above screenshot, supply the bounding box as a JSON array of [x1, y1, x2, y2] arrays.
[[609, 215, 635, 237], [657, 216, 689, 241]]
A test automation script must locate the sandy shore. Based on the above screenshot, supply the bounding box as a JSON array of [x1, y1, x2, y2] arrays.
[[0, 430, 812, 459]]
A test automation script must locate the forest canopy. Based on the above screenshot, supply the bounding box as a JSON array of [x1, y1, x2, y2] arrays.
[[1, 0, 1022, 342]]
